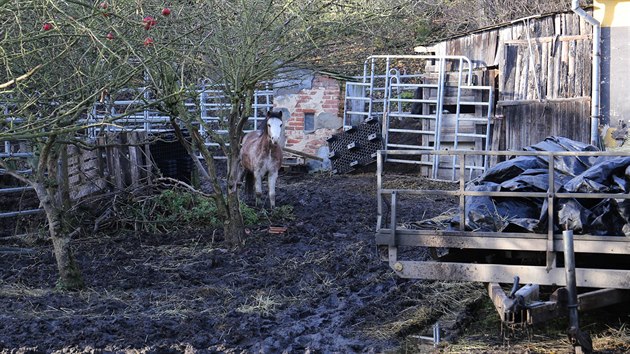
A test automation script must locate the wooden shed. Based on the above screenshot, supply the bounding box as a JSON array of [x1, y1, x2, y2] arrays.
[[416, 11, 595, 151]]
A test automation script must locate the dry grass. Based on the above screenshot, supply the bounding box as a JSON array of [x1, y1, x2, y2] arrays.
[[366, 281, 486, 341], [236, 291, 282, 317]]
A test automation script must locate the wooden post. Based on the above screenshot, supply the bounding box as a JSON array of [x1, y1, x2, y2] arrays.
[[128, 132, 140, 189]]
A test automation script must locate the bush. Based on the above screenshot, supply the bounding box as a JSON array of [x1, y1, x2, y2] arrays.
[[112, 187, 259, 233]]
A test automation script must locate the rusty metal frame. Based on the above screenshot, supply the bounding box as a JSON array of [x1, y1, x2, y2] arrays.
[[488, 283, 630, 324], [376, 149, 630, 289]]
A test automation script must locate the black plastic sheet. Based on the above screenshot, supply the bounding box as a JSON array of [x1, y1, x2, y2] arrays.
[[459, 136, 630, 236]]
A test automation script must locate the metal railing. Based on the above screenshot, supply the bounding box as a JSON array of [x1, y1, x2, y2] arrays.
[[88, 84, 274, 150], [375, 149, 630, 289]]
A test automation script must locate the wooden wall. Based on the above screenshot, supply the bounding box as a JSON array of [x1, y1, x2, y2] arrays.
[[427, 11, 594, 148], [500, 98, 591, 150], [66, 132, 151, 200]]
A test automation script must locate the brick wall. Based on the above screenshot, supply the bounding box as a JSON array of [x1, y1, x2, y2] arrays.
[[275, 74, 342, 156]]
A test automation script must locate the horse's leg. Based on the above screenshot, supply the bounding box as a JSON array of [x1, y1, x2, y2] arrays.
[[254, 170, 264, 206], [268, 169, 278, 209], [232, 161, 243, 193]]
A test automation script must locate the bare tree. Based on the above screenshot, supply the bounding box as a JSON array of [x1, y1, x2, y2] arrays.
[[0, 0, 164, 289], [125, 0, 417, 246]]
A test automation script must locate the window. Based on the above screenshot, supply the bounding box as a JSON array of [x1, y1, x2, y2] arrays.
[[304, 112, 315, 131]]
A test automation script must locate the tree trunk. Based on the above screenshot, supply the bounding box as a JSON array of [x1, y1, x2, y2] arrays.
[[224, 188, 245, 246], [33, 183, 84, 290], [50, 225, 84, 290]]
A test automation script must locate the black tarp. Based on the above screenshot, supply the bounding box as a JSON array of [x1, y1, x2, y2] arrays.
[[456, 136, 630, 236]]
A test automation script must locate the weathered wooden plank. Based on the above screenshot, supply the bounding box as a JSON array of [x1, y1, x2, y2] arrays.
[[583, 38, 592, 96], [565, 12, 574, 36], [502, 44, 517, 101], [112, 134, 124, 191], [553, 39, 562, 99], [562, 13, 573, 35], [559, 40, 569, 98], [128, 132, 140, 189], [568, 40, 576, 97], [540, 41, 548, 99], [533, 36, 543, 100], [572, 11, 581, 36], [512, 44, 521, 100], [518, 45, 529, 101], [547, 41, 555, 99], [490, 115, 504, 166], [526, 42, 536, 101], [498, 97, 591, 106], [486, 29, 500, 66], [96, 136, 106, 182], [542, 16, 554, 37], [575, 38, 584, 97], [579, 12, 587, 35]]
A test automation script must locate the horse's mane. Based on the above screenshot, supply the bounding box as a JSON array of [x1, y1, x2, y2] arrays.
[[267, 111, 282, 119]]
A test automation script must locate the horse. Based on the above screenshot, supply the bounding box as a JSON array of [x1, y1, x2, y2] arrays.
[[237, 110, 285, 208]]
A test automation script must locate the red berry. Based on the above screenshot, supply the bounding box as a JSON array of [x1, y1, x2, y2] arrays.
[[42, 23, 53, 31], [143, 37, 154, 46], [143, 16, 157, 30], [161, 7, 171, 16], [99, 1, 111, 16], [106, 32, 114, 40]]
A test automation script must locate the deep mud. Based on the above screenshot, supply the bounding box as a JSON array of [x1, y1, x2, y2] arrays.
[[0, 171, 628, 353]]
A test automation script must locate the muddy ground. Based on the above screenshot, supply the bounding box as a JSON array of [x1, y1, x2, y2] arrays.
[[1, 170, 629, 353]]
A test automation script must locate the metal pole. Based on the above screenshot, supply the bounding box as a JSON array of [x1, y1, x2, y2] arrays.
[[376, 151, 383, 230], [572, 0, 601, 147], [563, 229, 593, 353], [563, 229, 579, 332], [546, 153, 556, 271], [452, 58, 464, 180], [433, 57, 447, 179], [484, 87, 494, 172]]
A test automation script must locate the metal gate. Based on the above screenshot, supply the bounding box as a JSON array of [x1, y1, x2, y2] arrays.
[[343, 55, 493, 180], [0, 103, 42, 223]]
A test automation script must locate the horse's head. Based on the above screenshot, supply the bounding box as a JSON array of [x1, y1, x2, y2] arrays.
[[265, 111, 284, 146]]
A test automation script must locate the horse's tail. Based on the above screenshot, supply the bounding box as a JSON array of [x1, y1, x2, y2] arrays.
[[244, 170, 255, 198]]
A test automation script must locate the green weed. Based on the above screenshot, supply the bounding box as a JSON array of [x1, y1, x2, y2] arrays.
[[113, 187, 259, 233]]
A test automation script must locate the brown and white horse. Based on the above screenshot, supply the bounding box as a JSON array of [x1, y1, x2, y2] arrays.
[[238, 111, 284, 208]]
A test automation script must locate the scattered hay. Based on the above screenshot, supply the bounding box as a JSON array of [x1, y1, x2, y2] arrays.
[[364, 281, 486, 341], [236, 292, 282, 317], [592, 325, 630, 352]]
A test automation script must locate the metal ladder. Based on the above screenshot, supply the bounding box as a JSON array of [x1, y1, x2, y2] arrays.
[[385, 63, 444, 176], [450, 67, 494, 180]]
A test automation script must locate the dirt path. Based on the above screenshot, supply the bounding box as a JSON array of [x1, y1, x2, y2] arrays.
[[0, 171, 628, 353]]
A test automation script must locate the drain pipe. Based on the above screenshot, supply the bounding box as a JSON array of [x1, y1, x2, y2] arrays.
[[572, 0, 601, 147]]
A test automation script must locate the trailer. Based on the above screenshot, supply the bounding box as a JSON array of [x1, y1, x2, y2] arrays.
[[375, 148, 630, 353]]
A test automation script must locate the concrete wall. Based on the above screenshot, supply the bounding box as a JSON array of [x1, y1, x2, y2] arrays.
[[595, 0, 630, 132], [273, 74, 342, 157]]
